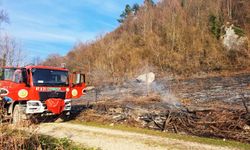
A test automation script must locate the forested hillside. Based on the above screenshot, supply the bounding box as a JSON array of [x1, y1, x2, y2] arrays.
[[44, 0, 250, 84]]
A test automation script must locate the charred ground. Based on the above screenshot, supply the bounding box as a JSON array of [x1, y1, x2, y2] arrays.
[[71, 72, 250, 143]]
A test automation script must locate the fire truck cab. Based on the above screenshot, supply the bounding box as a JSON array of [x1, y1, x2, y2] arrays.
[[0, 66, 86, 123]]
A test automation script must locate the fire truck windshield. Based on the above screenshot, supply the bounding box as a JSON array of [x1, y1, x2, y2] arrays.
[[32, 68, 69, 87]]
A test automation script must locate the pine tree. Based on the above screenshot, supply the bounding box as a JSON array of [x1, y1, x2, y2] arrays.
[[117, 4, 133, 23], [117, 3, 140, 23], [132, 4, 140, 15], [144, 0, 155, 6]]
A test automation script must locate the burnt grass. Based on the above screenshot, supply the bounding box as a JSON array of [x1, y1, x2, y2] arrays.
[[70, 73, 250, 143]]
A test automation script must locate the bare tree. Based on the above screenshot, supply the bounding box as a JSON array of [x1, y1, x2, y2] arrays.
[[227, 0, 232, 20], [0, 9, 10, 66], [0, 9, 24, 67], [42, 53, 64, 67], [0, 34, 23, 66]]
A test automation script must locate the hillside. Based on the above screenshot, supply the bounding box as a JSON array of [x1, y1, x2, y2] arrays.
[[44, 0, 250, 84]]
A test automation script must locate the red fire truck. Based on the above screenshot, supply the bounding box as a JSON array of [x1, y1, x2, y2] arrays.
[[0, 65, 86, 123]]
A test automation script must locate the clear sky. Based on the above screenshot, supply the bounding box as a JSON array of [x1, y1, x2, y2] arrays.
[[0, 0, 145, 61]]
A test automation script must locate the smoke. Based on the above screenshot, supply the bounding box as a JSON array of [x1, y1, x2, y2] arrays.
[[94, 73, 181, 108], [150, 81, 181, 107]]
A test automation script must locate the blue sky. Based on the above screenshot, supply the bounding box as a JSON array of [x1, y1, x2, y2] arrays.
[[0, 0, 146, 61]]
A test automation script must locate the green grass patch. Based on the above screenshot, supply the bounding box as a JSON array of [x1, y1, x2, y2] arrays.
[[38, 135, 91, 150], [71, 120, 250, 150]]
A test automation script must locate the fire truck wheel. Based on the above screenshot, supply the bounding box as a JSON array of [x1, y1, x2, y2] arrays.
[[54, 111, 71, 122], [12, 104, 27, 124]]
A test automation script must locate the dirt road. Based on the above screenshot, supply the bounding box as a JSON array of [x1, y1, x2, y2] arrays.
[[37, 123, 234, 150]]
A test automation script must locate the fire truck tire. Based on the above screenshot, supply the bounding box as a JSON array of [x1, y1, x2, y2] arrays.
[[54, 111, 70, 122], [12, 104, 27, 124], [62, 111, 71, 121]]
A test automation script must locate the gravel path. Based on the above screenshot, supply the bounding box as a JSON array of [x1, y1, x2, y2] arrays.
[[37, 122, 235, 150]]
